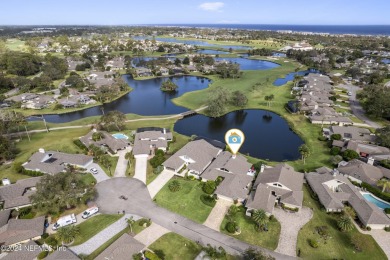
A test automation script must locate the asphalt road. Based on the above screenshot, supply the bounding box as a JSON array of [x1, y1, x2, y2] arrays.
[[94, 178, 295, 260]]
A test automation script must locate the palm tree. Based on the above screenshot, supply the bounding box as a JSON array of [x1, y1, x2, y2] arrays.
[[168, 180, 181, 192], [125, 152, 133, 168], [251, 209, 269, 230], [56, 225, 80, 245], [299, 144, 310, 164], [127, 216, 135, 233], [337, 216, 354, 232], [377, 179, 390, 193]]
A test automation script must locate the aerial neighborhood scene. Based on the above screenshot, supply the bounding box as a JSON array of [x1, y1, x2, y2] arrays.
[[1, 0, 390, 259]]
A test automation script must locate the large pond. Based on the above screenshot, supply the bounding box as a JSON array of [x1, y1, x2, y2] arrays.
[[132, 57, 280, 71], [37, 76, 211, 123], [174, 109, 304, 161], [132, 36, 252, 50], [273, 69, 320, 86]]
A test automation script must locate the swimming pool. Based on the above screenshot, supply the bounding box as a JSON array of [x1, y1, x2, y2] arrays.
[[362, 192, 390, 210], [112, 133, 129, 140]]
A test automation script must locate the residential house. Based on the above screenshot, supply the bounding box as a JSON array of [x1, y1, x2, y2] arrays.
[[337, 159, 390, 186], [87, 71, 115, 88], [201, 152, 253, 202], [163, 139, 222, 174], [323, 126, 377, 143], [80, 130, 130, 153], [45, 248, 80, 260], [5, 93, 39, 104], [333, 140, 390, 162], [0, 240, 41, 260], [246, 163, 304, 215], [0, 213, 45, 246], [306, 171, 390, 229], [20, 95, 55, 110], [66, 57, 85, 71], [95, 233, 145, 260], [0, 177, 41, 210], [133, 127, 173, 157], [105, 57, 125, 70], [135, 67, 153, 77], [23, 149, 93, 175]]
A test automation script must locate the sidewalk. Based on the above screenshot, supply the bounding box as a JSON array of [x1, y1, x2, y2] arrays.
[[70, 214, 141, 256], [147, 169, 175, 198], [134, 222, 170, 246]]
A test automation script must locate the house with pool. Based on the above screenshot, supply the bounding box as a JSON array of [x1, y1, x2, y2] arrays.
[[306, 171, 390, 229], [132, 127, 172, 157], [80, 129, 130, 154]]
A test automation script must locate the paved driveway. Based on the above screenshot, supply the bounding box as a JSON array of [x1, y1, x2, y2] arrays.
[[87, 163, 109, 183], [94, 178, 294, 259], [203, 199, 232, 231], [114, 148, 132, 177], [134, 222, 170, 246], [147, 169, 175, 198], [134, 155, 148, 184], [274, 207, 313, 257]]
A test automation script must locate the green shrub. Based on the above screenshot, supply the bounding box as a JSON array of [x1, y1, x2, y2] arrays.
[[330, 147, 341, 155], [13, 162, 23, 173], [331, 134, 342, 140], [342, 149, 359, 161], [361, 182, 390, 203], [384, 227, 390, 232], [144, 251, 161, 260], [384, 208, 390, 214], [138, 218, 152, 227], [366, 226, 371, 231], [318, 136, 327, 141], [73, 139, 87, 151], [202, 180, 216, 194], [21, 168, 44, 177], [200, 194, 216, 207], [308, 239, 319, 248], [168, 180, 181, 192], [133, 253, 143, 260], [226, 222, 238, 233], [37, 251, 48, 259], [45, 236, 58, 247], [41, 233, 49, 239]]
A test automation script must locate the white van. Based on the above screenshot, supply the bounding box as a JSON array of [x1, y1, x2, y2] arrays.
[[82, 206, 99, 219], [52, 214, 77, 230]]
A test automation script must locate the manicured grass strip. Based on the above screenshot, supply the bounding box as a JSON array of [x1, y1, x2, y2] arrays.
[[149, 232, 202, 260], [154, 178, 215, 223], [72, 214, 123, 246], [220, 206, 280, 250], [297, 185, 387, 259], [84, 227, 130, 260]]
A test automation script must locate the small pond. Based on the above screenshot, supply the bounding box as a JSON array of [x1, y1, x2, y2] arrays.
[[174, 109, 304, 161]]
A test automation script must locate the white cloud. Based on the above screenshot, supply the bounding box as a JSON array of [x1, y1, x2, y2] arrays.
[[198, 2, 225, 12]]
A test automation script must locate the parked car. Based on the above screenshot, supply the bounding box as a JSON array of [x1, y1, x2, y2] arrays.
[[90, 168, 98, 174], [347, 91, 352, 96], [52, 214, 77, 230], [82, 206, 99, 219]]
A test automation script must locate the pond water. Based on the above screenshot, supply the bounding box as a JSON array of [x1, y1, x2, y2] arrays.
[[36, 76, 211, 123], [381, 58, 390, 64], [273, 69, 320, 86], [132, 36, 252, 50], [196, 49, 230, 55], [174, 109, 304, 161]]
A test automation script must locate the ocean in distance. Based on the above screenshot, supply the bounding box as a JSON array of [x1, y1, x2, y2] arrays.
[[154, 24, 390, 35]]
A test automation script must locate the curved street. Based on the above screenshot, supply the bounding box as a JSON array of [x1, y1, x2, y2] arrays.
[[94, 177, 295, 260]]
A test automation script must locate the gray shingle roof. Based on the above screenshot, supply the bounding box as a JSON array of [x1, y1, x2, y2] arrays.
[[0, 177, 41, 209], [133, 128, 171, 155], [1, 240, 40, 260], [0, 216, 45, 245], [346, 140, 390, 157], [23, 151, 93, 175], [202, 151, 253, 200], [163, 139, 221, 173], [80, 130, 130, 153], [246, 184, 275, 214], [329, 126, 376, 143], [95, 233, 145, 260], [45, 247, 80, 260], [305, 172, 390, 226]]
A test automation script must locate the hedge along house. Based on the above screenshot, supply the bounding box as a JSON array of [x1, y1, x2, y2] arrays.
[[245, 163, 304, 216], [22, 148, 93, 175], [306, 171, 390, 229]]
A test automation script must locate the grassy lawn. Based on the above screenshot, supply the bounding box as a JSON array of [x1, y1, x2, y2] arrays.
[[149, 232, 202, 260], [84, 226, 130, 260], [296, 185, 386, 259], [80, 173, 96, 186], [220, 206, 280, 250], [146, 161, 158, 185], [173, 62, 331, 172], [0, 128, 90, 182], [154, 177, 214, 223], [72, 214, 123, 246], [97, 155, 118, 177], [131, 218, 149, 235], [5, 39, 27, 51]]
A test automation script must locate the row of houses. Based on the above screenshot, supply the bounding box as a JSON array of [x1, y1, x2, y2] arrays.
[[289, 73, 354, 126], [161, 138, 390, 229]]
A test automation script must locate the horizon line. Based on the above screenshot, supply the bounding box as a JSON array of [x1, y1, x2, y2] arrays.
[[1, 23, 390, 26]]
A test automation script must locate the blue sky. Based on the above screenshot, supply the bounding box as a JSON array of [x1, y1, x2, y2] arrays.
[[1, 0, 389, 25]]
